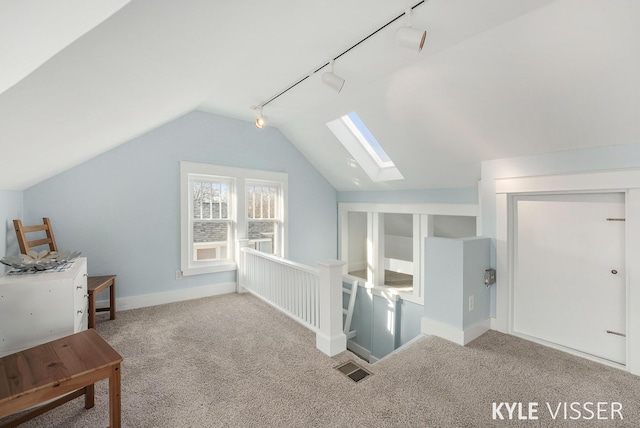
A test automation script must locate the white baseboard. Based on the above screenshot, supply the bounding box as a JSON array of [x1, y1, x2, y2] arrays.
[[421, 317, 490, 346], [347, 340, 371, 362], [316, 331, 347, 357], [464, 319, 491, 344], [96, 282, 237, 311]]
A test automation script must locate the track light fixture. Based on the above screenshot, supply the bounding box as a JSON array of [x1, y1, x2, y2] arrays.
[[395, 8, 426, 52], [249, 1, 426, 127], [254, 107, 268, 129], [321, 60, 345, 93]]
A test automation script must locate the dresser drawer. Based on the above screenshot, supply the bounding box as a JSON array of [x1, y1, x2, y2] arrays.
[[73, 259, 88, 329], [0, 257, 88, 355]]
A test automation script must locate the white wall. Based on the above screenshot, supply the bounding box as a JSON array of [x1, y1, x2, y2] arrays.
[[21, 110, 338, 302], [480, 142, 640, 375], [0, 190, 22, 261]]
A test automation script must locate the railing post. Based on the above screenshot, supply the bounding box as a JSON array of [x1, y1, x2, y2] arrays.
[[236, 239, 250, 293], [316, 259, 347, 357]]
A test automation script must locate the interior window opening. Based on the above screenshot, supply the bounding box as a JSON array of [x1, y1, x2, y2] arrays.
[[433, 215, 476, 238], [347, 211, 368, 280], [382, 213, 413, 292]]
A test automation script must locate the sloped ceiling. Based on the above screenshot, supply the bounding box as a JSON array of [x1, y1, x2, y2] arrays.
[[1, 0, 639, 191]]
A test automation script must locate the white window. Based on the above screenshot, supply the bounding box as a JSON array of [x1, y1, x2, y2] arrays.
[[247, 182, 282, 255], [181, 162, 288, 276], [191, 177, 232, 262]]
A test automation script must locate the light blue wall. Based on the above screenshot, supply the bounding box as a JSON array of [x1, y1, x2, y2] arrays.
[[424, 237, 463, 328], [22, 110, 338, 299], [346, 283, 423, 361], [399, 299, 423, 345], [338, 187, 478, 204], [424, 236, 491, 329], [480, 142, 640, 316], [0, 190, 23, 261], [462, 237, 491, 328], [348, 285, 373, 355]]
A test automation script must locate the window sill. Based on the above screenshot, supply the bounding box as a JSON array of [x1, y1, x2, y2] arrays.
[[182, 261, 237, 277]]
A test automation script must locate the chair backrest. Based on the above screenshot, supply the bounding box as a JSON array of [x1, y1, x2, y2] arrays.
[[13, 217, 59, 255]]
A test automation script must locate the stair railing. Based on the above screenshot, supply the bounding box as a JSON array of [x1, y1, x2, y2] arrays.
[[237, 241, 346, 356]]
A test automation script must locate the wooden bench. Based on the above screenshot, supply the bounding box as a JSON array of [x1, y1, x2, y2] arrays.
[[87, 275, 117, 329], [0, 329, 122, 428]]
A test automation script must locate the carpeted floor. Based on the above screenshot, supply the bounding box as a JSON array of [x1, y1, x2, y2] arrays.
[[2, 292, 639, 427]]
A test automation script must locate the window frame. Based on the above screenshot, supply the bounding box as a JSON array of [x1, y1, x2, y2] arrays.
[[246, 180, 284, 257], [188, 174, 234, 269], [338, 202, 479, 305], [180, 161, 288, 276]]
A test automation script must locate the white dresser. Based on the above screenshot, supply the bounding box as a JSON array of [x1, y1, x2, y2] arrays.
[[0, 257, 88, 356]]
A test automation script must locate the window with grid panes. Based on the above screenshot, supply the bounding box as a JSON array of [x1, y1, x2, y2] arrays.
[[181, 161, 288, 276], [247, 182, 281, 255], [190, 177, 232, 262]]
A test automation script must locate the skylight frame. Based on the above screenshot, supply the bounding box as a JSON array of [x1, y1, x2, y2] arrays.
[[326, 112, 404, 183], [342, 112, 394, 169]]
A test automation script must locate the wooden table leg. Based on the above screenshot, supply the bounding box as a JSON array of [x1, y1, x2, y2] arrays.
[[109, 363, 121, 428], [84, 384, 95, 409], [109, 278, 116, 321], [88, 292, 97, 329]]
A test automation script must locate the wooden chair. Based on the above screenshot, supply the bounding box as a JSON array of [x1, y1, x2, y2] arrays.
[[12, 217, 117, 329], [13, 217, 57, 255]]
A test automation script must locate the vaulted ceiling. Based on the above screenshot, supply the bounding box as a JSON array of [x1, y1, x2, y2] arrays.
[[2, 0, 639, 191]]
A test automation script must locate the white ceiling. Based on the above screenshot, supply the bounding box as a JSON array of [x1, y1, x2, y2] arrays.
[[1, 0, 639, 191]]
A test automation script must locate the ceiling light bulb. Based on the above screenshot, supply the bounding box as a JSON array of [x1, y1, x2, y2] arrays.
[[254, 108, 268, 129]]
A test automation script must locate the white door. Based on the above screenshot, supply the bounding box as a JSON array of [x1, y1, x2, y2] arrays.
[[513, 193, 626, 364]]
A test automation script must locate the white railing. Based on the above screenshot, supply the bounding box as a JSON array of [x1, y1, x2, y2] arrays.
[[238, 241, 346, 356], [241, 247, 320, 331]]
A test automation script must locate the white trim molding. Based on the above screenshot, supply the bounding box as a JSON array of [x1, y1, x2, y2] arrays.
[[421, 318, 490, 346], [494, 168, 640, 375], [102, 282, 237, 312]]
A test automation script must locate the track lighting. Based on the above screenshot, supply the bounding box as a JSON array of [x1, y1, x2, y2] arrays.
[[395, 8, 426, 52], [321, 60, 345, 93], [254, 107, 268, 129], [250, 1, 425, 120]]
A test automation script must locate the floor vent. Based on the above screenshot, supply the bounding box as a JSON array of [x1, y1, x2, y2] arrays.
[[335, 360, 372, 383]]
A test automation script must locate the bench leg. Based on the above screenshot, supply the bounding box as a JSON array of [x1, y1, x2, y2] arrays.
[[88, 293, 97, 329], [109, 363, 121, 428], [84, 384, 95, 409], [109, 279, 116, 321]]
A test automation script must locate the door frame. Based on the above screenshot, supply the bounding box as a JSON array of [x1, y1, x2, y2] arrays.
[[512, 192, 626, 364], [493, 169, 640, 375]]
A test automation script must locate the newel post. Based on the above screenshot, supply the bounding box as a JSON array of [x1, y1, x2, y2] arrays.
[[316, 259, 347, 356], [236, 239, 250, 293]]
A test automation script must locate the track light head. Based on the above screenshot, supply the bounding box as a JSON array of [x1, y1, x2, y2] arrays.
[[396, 26, 426, 51], [322, 72, 345, 93], [396, 8, 426, 52], [254, 107, 268, 129], [322, 60, 345, 93], [255, 114, 268, 129]]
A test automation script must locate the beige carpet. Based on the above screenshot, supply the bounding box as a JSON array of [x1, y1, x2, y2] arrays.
[[2, 293, 639, 427]]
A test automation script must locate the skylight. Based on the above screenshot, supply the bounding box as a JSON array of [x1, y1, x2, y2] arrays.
[[326, 112, 403, 182]]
